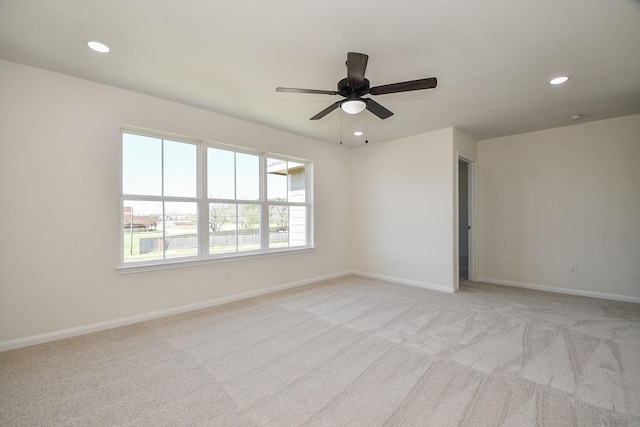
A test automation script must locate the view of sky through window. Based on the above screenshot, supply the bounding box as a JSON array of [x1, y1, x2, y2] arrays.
[[122, 131, 310, 265]]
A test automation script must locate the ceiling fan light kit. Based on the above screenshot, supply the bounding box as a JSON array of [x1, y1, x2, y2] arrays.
[[341, 99, 366, 114], [276, 52, 437, 121]]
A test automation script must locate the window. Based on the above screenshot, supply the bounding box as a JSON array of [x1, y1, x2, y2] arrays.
[[121, 130, 312, 268], [266, 158, 308, 249]]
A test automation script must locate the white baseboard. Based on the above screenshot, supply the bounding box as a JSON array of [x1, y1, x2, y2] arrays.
[[350, 270, 455, 294], [0, 271, 351, 352], [19, 272, 625, 352], [478, 276, 640, 304]]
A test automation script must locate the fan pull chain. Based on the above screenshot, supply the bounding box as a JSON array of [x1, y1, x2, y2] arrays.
[[365, 110, 368, 144], [340, 110, 343, 145]]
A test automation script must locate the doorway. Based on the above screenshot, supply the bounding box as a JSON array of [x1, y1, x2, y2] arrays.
[[458, 158, 476, 283]]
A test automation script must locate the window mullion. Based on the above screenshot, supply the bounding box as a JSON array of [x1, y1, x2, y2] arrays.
[[199, 142, 208, 258], [259, 154, 266, 250], [233, 153, 238, 252], [161, 139, 166, 260]]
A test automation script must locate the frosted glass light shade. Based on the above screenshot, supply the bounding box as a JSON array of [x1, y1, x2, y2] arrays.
[[341, 99, 366, 114]]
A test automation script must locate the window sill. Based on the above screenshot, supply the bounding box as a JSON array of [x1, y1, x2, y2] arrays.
[[116, 247, 316, 275]]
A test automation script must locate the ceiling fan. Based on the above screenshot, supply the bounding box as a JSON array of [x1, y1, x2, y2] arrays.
[[276, 52, 437, 120]]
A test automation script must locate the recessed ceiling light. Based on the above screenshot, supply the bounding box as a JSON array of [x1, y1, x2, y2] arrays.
[[549, 76, 569, 85], [86, 39, 111, 53], [353, 131, 364, 136]]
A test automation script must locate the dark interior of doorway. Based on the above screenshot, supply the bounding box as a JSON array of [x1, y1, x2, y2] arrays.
[[459, 159, 469, 280]]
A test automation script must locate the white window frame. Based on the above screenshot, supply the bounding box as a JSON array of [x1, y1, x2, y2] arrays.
[[118, 127, 314, 273]]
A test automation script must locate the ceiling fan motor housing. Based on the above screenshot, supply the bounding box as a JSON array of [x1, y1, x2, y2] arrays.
[[338, 78, 370, 98]]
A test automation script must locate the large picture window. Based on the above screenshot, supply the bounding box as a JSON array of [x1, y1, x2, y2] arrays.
[[120, 130, 312, 268]]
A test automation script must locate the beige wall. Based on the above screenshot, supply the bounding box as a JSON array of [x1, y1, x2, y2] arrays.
[[350, 128, 458, 292], [2, 57, 638, 348], [0, 60, 352, 343], [478, 114, 640, 300]]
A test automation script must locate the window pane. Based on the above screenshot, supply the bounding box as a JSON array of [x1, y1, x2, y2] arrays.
[[165, 202, 198, 259], [288, 162, 306, 203], [267, 158, 288, 201], [289, 206, 307, 247], [238, 204, 260, 252], [208, 148, 235, 199], [209, 203, 236, 254], [236, 153, 259, 200], [122, 134, 162, 196], [269, 205, 289, 248], [164, 140, 197, 198], [123, 200, 163, 262]]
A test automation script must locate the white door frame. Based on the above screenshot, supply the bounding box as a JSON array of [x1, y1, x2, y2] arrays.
[[455, 156, 478, 291]]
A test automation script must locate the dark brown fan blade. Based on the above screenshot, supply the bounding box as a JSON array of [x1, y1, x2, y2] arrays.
[[347, 52, 368, 88], [369, 77, 437, 95], [364, 98, 393, 119], [310, 101, 342, 120], [276, 87, 338, 95]]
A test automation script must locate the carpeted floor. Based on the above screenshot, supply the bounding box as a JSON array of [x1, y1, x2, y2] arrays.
[[1, 275, 639, 426]]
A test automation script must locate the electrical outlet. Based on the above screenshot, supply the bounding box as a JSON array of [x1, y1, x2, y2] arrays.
[[569, 266, 578, 275], [392, 257, 398, 267], [224, 271, 231, 280]]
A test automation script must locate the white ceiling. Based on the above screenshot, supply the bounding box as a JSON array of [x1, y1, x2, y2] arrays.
[[1, 0, 639, 147]]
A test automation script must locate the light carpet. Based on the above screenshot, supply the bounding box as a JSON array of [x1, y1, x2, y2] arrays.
[[1, 275, 639, 426]]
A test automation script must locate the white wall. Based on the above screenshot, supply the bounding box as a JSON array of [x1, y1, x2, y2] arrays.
[[478, 114, 640, 301], [453, 128, 478, 162], [0, 60, 352, 344], [3, 57, 636, 348], [350, 128, 458, 292]]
